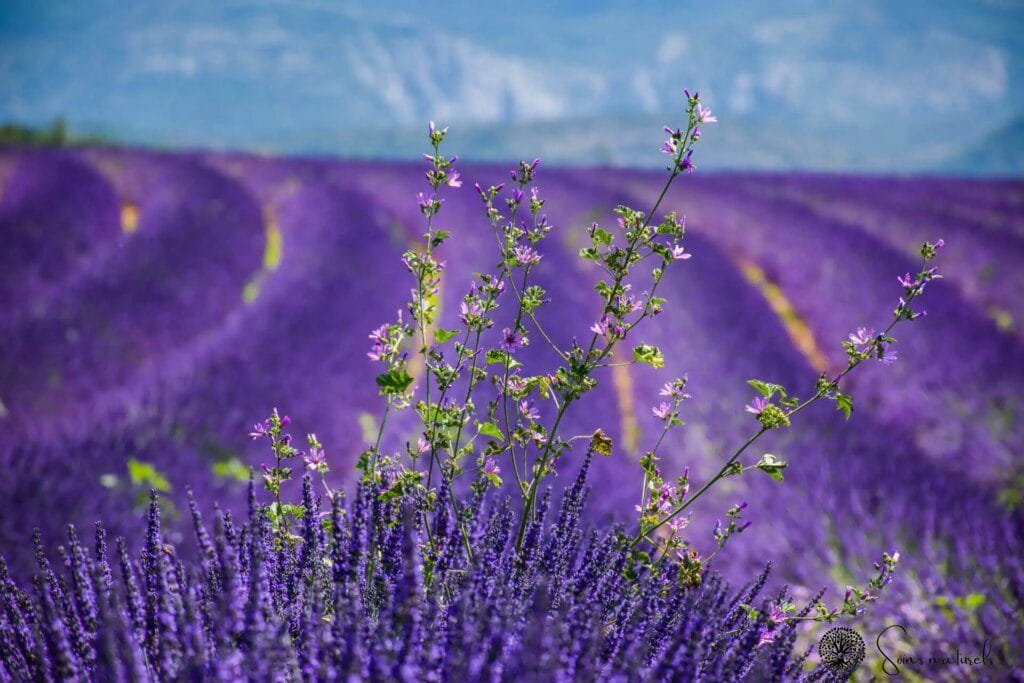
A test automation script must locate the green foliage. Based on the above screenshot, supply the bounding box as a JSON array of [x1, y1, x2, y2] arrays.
[[757, 404, 791, 430], [632, 344, 665, 368], [211, 457, 250, 483], [747, 379, 786, 399], [376, 367, 414, 395], [0, 118, 68, 146], [835, 392, 854, 420], [590, 429, 614, 456], [434, 328, 459, 344], [127, 458, 171, 492], [755, 453, 788, 482], [475, 420, 505, 442]]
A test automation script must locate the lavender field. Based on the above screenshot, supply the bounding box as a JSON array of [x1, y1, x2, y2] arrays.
[[1, 144, 1022, 676]]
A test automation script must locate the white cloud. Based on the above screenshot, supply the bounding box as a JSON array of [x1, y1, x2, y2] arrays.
[[341, 28, 606, 125], [730, 72, 755, 114], [751, 15, 837, 48], [657, 35, 688, 64]]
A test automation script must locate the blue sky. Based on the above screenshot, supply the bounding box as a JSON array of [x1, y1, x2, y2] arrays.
[[1, 0, 1022, 172]]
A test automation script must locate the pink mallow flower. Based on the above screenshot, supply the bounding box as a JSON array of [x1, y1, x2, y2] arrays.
[[897, 272, 918, 289], [249, 420, 270, 439], [670, 244, 691, 260], [745, 396, 769, 415], [304, 448, 327, 472], [849, 327, 875, 353], [513, 245, 542, 266], [652, 402, 673, 421], [667, 513, 690, 533], [696, 103, 717, 123], [367, 324, 389, 361], [500, 327, 523, 353], [460, 300, 483, 324], [519, 400, 540, 422]]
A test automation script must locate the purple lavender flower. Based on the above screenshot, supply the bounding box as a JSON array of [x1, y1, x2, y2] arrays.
[[0, 469, 812, 680]]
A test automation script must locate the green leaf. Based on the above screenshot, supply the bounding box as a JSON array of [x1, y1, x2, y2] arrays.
[[836, 392, 854, 420], [266, 501, 283, 522], [434, 328, 459, 344], [127, 458, 171, 492], [592, 227, 613, 246], [755, 453, 788, 482], [723, 461, 743, 477], [211, 457, 250, 483], [747, 379, 786, 399], [632, 550, 652, 565], [281, 503, 306, 519], [485, 349, 521, 369], [376, 367, 414, 395], [959, 592, 986, 611], [632, 344, 665, 368], [476, 421, 505, 442], [578, 247, 600, 260]]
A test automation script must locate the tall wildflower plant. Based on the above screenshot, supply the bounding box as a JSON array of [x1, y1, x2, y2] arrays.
[[0, 91, 943, 680]]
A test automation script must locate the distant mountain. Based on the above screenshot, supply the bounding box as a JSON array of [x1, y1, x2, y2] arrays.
[[1, 0, 1022, 174]]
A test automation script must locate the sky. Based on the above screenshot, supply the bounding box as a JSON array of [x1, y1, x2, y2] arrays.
[[1, 0, 1022, 173]]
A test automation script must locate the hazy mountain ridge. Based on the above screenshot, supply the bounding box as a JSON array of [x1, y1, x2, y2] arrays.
[[1, 0, 1021, 173]]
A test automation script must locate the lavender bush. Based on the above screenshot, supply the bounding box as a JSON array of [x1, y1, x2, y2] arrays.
[[0, 92, 968, 681]]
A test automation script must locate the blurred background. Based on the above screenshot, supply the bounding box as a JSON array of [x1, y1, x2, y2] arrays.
[[1, 1, 1023, 675], [2, 0, 1023, 173]]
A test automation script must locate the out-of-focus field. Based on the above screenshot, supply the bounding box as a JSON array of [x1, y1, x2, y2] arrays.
[[1, 146, 1022, 665]]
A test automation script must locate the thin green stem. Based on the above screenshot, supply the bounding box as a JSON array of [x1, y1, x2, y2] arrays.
[[631, 273, 925, 547]]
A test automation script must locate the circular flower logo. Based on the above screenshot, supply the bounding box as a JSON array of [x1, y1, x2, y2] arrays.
[[819, 627, 866, 677]]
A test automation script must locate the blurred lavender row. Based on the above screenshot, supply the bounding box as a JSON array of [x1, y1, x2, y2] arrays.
[[1, 146, 1021, 673]]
